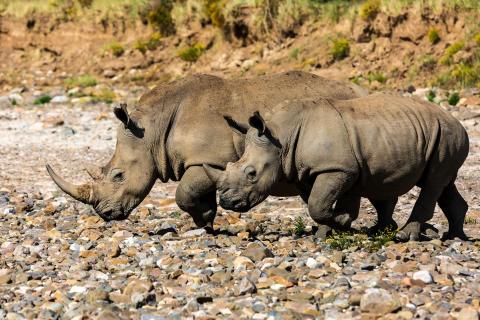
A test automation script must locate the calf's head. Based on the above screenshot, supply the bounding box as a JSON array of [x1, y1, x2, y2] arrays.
[[47, 103, 157, 221], [204, 112, 282, 212]]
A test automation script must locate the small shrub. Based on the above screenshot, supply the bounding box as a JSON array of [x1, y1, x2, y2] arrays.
[[448, 92, 460, 106], [427, 90, 436, 102], [148, 0, 175, 36], [428, 28, 441, 45], [204, 0, 225, 29], [134, 40, 148, 55], [34, 95, 52, 105], [146, 32, 162, 50], [439, 41, 465, 65], [359, 0, 380, 21], [11, 99, 17, 106], [290, 47, 300, 60], [451, 62, 480, 88], [465, 217, 477, 224], [367, 72, 387, 83], [178, 43, 205, 62], [108, 42, 125, 57], [331, 38, 350, 60], [65, 75, 97, 88], [293, 216, 306, 236], [326, 227, 395, 252]]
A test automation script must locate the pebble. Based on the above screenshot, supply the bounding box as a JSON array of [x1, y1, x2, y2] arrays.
[[360, 288, 400, 315], [413, 270, 433, 284]]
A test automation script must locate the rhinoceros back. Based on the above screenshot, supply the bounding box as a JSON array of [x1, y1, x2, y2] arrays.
[[336, 93, 468, 199]]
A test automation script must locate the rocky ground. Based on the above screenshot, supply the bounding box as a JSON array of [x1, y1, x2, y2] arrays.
[[0, 84, 480, 319]]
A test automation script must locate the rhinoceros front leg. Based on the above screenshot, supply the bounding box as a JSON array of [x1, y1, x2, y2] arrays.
[[175, 166, 217, 232], [307, 171, 356, 239]]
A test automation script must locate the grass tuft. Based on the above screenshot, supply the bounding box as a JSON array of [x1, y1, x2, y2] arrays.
[[107, 41, 125, 57], [65, 75, 97, 88], [331, 37, 350, 61], [428, 28, 441, 45], [359, 0, 381, 21], [326, 227, 396, 252], [34, 95, 52, 105], [178, 43, 205, 62], [448, 92, 460, 106], [293, 216, 306, 237], [439, 41, 465, 65]]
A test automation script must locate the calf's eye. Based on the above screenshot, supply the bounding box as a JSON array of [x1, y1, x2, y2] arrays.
[[244, 166, 256, 181]]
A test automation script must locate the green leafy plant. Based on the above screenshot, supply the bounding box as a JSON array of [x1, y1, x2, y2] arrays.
[[326, 226, 395, 252], [293, 216, 306, 236], [448, 92, 460, 106], [290, 47, 300, 60], [331, 37, 350, 60], [178, 43, 205, 62], [367, 72, 387, 83], [428, 28, 441, 45], [34, 95, 52, 105], [465, 216, 477, 224], [359, 0, 380, 21], [204, 0, 225, 29], [427, 90, 436, 102]]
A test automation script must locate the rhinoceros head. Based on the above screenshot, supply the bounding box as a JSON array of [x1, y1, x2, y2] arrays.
[[204, 112, 282, 212], [47, 103, 158, 221]]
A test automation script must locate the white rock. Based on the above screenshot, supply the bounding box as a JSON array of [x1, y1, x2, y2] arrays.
[[413, 270, 433, 284], [182, 228, 207, 238], [51, 95, 69, 104], [69, 286, 87, 294], [306, 257, 319, 268]]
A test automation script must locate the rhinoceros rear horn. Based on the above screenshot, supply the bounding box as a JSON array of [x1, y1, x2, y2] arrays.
[[84, 162, 102, 180], [203, 164, 223, 185], [46, 164, 92, 204]]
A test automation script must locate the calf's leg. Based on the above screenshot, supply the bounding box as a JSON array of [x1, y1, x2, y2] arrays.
[[175, 166, 217, 232], [438, 180, 468, 240], [307, 171, 356, 238], [368, 198, 398, 234]]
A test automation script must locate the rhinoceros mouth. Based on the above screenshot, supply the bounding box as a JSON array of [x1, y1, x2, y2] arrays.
[[95, 208, 130, 221]]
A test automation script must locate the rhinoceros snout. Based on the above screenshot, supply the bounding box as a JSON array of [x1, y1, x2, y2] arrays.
[[219, 196, 250, 213]]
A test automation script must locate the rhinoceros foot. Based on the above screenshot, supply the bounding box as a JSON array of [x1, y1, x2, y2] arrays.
[[314, 224, 333, 240], [396, 221, 422, 242], [441, 230, 469, 241]]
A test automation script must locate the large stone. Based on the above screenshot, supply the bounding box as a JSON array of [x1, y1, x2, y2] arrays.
[[360, 288, 400, 315], [241, 242, 273, 262], [413, 270, 433, 284], [123, 279, 154, 306], [234, 277, 256, 296]]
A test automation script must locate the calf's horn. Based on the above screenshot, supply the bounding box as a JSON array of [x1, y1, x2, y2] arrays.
[[46, 164, 92, 204]]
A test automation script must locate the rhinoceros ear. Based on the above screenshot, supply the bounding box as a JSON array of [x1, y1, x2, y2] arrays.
[[249, 111, 281, 147], [114, 103, 144, 138], [223, 115, 248, 135]]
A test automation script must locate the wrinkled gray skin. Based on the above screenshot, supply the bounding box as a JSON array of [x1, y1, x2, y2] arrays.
[[205, 94, 470, 241], [46, 71, 367, 229]]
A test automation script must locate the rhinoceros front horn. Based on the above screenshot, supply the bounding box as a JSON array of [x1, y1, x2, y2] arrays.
[[46, 164, 92, 204], [202, 164, 223, 185]]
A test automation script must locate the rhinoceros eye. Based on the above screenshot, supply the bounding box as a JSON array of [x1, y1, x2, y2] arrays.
[[244, 166, 256, 182], [111, 169, 125, 182]]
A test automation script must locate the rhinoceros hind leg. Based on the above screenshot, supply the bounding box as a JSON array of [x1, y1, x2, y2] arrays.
[[397, 182, 446, 242], [175, 166, 217, 232], [368, 197, 398, 235], [438, 181, 468, 240], [333, 194, 361, 230]]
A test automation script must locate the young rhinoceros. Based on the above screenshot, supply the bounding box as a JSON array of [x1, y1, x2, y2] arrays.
[[203, 94, 470, 241], [46, 71, 367, 230]]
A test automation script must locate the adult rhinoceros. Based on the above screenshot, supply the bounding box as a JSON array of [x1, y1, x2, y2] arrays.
[[204, 94, 469, 241], [46, 71, 367, 229]]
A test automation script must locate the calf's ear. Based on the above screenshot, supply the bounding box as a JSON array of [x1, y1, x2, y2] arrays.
[[248, 111, 281, 147], [224, 115, 248, 135], [113, 103, 144, 138]]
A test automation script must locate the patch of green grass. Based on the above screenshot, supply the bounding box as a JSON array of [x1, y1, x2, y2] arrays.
[[147, 32, 162, 50], [290, 47, 300, 60], [92, 87, 116, 104], [107, 41, 125, 57], [293, 216, 306, 237], [367, 72, 387, 83], [34, 95, 52, 105], [169, 211, 181, 219], [326, 227, 396, 252], [427, 89, 436, 102], [439, 41, 465, 65], [474, 33, 480, 46], [64, 74, 97, 88], [448, 92, 460, 106], [465, 216, 477, 224], [330, 37, 350, 61], [134, 40, 148, 55], [428, 28, 441, 45], [359, 0, 380, 21], [178, 43, 205, 62]]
